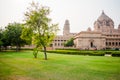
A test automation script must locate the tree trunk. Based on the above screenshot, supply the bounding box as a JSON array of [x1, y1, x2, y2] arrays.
[[16, 44, 19, 52], [5, 46, 7, 50], [43, 46, 47, 60], [33, 48, 38, 58]]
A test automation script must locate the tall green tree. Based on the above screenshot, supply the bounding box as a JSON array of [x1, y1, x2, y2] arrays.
[[0, 28, 3, 51], [5, 23, 26, 51], [0, 28, 10, 51], [1, 30, 11, 50], [22, 2, 59, 59]]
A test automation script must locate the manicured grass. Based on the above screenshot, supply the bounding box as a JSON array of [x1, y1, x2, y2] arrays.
[[0, 51, 120, 80]]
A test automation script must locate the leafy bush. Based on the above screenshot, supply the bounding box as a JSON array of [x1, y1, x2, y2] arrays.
[[112, 52, 120, 57], [89, 52, 105, 56], [105, 51, 112, 54], [56, 48, 78, 51], [11, 47, 33, 50], [47, 50, 105, 56], [47, 50, 120, 57]]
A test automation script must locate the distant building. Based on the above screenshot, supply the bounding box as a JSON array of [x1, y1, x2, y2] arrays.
[[24, 11, 120, 50], [74, 11, 120, 50]]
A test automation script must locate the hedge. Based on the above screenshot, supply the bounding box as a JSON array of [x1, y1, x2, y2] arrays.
[[89, 52, 105, 56], [112, 52, 120, 57], [105, 51, 112, 54], [47, 50, 120, 57], [47, 50, 105, 56]]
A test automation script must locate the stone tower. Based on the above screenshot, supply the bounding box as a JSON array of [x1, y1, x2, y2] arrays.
[[94, 11, 114, 34], [63, 20, 70, 36]]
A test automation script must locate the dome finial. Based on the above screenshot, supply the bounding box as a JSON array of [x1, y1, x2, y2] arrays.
[[102, 10, 104, 14], [87, 27, 91, 31]]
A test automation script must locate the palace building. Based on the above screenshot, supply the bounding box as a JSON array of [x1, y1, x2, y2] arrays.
[[52, 11, 120, 50], [74, 11, 120, 50]]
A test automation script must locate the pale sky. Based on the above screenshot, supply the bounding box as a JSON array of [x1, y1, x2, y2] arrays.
[[0, 0, 120, 35]]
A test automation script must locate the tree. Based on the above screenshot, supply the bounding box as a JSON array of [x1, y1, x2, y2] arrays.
[[22, 2, 59, 59], [1, 30, 11, 50], [0, 27, 12, 51], [0, 28, 3, 51], [64, 38, 74, 47], [5, 23, 26, 51], [21, 26, 33, 45]]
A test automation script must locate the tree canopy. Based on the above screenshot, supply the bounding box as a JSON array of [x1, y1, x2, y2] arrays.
[[21, 2, 59, 59], [4, 23, 26, 51], [0, 28, 3, 51], [64, 38, 74, 47]]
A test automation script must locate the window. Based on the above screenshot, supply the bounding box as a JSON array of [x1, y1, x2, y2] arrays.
[[90, 42, 93, 47], [55, 43, 57, 46], [112, 42, 114, 46], [116, 42, 118, 46], [109, 42, 111, 46], [106, 42, 108, 46]]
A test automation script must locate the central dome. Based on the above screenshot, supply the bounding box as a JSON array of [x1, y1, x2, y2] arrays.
[[94, 11, 114, 33], [97, 11, 113, 22]]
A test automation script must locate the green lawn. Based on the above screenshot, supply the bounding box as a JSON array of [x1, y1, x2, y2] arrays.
[[0, 51, 120, 80]]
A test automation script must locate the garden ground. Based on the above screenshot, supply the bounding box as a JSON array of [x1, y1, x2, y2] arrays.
[[0, 51, 120, 80]]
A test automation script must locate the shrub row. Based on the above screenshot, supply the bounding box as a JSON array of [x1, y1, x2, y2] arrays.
[[47, 50, 105, 56], [105, 51, 120, 57], [56, 48, 79, 51], [111, 52, 120, 57], [10, 48, 33, 51], [47, 50, 120, 57]]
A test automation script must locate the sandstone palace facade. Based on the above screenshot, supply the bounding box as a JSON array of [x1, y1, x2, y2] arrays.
[[52, 11, 120, 50]]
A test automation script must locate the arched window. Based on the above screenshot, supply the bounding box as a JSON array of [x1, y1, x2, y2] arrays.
[[112, 42, 114, 46], [116, 42, 118, 46], [109, 42, 111, 46], [106, 42, 108, 46], [91, 42, 93, 47]]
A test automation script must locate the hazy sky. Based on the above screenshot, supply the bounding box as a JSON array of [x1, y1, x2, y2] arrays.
[[0, 0, 120, 35]]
